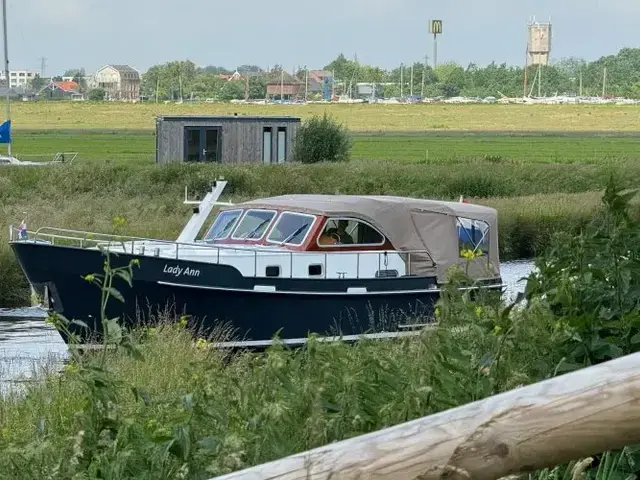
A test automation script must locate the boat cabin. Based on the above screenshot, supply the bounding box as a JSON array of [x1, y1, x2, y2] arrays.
[[198, 194, 501, 282]]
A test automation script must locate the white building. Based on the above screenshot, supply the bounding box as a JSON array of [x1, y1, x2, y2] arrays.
[[0, 70, 37, 88], [92, 64, 141, 101]]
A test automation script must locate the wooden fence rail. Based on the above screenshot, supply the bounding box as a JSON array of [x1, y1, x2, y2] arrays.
[[212, 351, 640, 480]]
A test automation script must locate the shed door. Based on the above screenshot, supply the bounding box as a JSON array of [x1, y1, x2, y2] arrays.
[[184, 127, 222, 162]]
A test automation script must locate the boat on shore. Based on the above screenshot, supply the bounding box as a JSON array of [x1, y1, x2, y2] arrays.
[[9, 179, 505, 347]]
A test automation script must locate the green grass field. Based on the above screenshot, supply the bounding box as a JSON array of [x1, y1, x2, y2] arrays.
[[12, 130, 640, 165], [10, 101, 640, 131]]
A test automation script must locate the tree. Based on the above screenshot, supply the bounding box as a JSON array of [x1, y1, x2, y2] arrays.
[[29, 74, 45, 92], [292, 113, 352, 164], [88, 88, 106, 101]]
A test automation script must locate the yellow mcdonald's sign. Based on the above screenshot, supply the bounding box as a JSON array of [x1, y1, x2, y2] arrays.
[[430, 20, 443, 35]]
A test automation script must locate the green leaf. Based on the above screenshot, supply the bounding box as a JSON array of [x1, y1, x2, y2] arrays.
[[105, 287, 125, 303], [197, 436, 219, 453], [70, 319, 90, 330]]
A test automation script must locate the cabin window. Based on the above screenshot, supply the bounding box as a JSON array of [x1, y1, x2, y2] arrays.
[[263, 127, 273, 164], [277, 127, 287, 163], [231, 209, 277, 240], [317, 218, 385, 247], [203, 209, 242, 241], [267, 212, 316, 245], [456, 217, 490, 257]]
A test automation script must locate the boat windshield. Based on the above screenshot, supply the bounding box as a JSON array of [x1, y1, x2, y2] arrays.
[[267, 212, 316, 245], [203, 209, 242, 241], [231, 209, 277, 240]]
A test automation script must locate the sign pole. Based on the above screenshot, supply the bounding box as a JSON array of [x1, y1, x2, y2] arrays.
[[429, 20, 442, 71], [433, 33, 437, 70]]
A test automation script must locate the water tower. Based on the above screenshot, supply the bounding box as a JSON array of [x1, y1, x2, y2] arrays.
[[527, 17, 552, 66]]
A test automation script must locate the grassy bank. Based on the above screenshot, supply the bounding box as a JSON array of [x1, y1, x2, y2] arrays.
[[2, 183, 640, 478], [2, 161, 639, 307], [9, 101, 640, 131], [12, 130, 640, 165]]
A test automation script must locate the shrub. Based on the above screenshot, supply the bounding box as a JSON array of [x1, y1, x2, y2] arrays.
[[88, 88, 106, 101], [292, 113, 352, 164]]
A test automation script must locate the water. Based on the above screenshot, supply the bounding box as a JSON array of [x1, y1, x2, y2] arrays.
[[0, 260, 535, 390]]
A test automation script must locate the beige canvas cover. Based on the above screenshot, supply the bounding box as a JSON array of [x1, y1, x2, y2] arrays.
[[232, 195, 500, 282]]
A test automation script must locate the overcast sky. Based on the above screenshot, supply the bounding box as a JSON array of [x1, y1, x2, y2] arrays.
[[10, 0, 640, 75]]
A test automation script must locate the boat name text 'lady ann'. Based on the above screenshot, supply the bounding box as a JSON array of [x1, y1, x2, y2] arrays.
[[163, 264, 201, 277]]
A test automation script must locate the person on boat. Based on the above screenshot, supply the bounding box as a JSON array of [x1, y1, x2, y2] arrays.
[[335, 220, 354, 244]]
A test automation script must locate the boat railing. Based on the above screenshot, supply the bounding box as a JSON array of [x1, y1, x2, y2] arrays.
[[9, 225, 437, 279]]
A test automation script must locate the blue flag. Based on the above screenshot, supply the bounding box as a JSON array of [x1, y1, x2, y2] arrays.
[[0, 120, 11, 144]]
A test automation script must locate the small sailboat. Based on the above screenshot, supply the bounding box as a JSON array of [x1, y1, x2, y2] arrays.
[[0, 0, 63, 166]]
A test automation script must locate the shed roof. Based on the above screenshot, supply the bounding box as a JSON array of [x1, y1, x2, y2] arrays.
[[231, 194, 501, 281], [156, 115, 301, 122]]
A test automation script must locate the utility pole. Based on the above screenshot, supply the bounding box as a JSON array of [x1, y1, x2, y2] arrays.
[[2, 0, 10, 156], [579, 70, 583, 96], [602, 66, 607, 98], [39, 56, 47, 78], [410, 63, 414, 97], [421, 54, 428, 97], [280, 69, 284, 101], [400, 63, 403, 98]]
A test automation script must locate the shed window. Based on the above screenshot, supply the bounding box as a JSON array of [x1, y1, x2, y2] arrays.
[[457, 217, 489, 257], [204, 209, 242, 241], [317, 218, 385, 247], [267, 212, 316, 245], [232, 209, 277, 240], [277, 127, 287, 163], [263, 127, 272, 164]]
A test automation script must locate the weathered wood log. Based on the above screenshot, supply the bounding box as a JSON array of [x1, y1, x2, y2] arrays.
[[211, 352, 640, 480]]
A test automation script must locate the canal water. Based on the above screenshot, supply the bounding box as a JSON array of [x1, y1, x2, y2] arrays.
[[0, 260, 535, 391]]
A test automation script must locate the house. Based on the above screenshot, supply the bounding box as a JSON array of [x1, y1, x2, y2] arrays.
[[93, 64, 140, 101], [155, 115, 300, 164], [218, 70, 245, 81], [38, 80, 81, 99], [0, 70, 37, 89], [265, 71, 304, 100]]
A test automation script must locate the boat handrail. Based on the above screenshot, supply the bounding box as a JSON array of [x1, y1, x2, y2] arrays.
[[18, 226, 434, 258], [9, 225, 444, 278]]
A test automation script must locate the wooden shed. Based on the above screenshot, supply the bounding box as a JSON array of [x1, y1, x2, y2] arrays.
[[155, 115, 301, 164]]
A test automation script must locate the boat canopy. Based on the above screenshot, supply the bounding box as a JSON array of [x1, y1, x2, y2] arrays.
[[228, 195, 501, 281]]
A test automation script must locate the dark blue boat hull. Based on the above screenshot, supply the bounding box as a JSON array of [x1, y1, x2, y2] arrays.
[[10, 242, 501, 346]]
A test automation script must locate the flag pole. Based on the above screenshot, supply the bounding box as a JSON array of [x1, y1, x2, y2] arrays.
[[2, 0, 10, 156]]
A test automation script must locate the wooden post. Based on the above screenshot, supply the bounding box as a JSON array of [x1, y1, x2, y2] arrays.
[[211, 352, 640, 480]]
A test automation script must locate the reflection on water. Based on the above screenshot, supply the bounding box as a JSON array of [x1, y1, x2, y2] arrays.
[[0, 260, 535, 391]]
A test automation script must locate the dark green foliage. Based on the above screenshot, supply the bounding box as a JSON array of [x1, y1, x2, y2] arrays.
[[292, 113, 352, 164], [525, 176, 640, 371], [88, 88, 106, 101]]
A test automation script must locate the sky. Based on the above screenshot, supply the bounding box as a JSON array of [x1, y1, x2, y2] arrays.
[[9, 0, 640, 76]]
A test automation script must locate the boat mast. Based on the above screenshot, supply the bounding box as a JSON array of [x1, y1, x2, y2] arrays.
[[2, 0, 9, 156]]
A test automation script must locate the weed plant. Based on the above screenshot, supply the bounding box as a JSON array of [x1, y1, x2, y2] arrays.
[[1, 181, 640, 478]]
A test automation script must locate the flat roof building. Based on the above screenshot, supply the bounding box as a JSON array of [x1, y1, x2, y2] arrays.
[[155, 115, 301, 164]]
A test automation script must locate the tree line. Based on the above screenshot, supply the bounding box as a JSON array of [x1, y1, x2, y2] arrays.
[[139, 47, 640, 100]]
